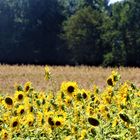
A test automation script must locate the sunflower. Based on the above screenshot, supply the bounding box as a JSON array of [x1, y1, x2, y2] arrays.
[[112, 70, 121, 82], [64, 96, 73, 106], [1, 129, 11, 140], [81, 89, 90, 101], [55, 110, 67, 119], [38, 92, 46, 105], [88, 127, 96, 136], [86, 105, 94, 116], [119, 113, 131, 123], [4, 97, 13, 106], [53, 116, 65, 127], [25, 113, 34, 127], [107, 76, 114, 86], [44, 66, 51, 80], [88, 117, 100, 126], [106, 71, 120, 86], [60, 81, 78, 97], [71, 125, 78, 134], [2, 112, 11, 123], [14, 91, 25, 102], [3, 96, 13, 109], [24, 81, 32, 92], [17, 105, 26, 115], [10, 117, 19, 128], [26, 105, 34, 113], [14, 83, 23, 91]]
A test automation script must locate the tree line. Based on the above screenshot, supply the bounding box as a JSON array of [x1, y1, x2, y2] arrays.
[[0, 0, 139, 66]]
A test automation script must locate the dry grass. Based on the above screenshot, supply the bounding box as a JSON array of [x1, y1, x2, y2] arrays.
[[0, 65, 140, 94]]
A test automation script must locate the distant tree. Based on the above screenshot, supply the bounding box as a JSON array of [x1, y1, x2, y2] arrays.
[[0, 0, 139, 66], [102, 1, 128, 66], [20, 0, 64, 64], [62, 6, 107, 65], [59, 0, 86, 17], [0, 0, 64, 64], [109, 0, 140, 66], [59, 0, 110, 17], [123, 0, 140, 66], [0, 0, 18, 63]]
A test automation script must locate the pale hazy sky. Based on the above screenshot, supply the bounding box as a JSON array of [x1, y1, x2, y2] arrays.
[[109, 0, 123, 4]]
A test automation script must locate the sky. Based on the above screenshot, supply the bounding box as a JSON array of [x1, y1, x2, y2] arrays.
[[109, 0, 123, 5]]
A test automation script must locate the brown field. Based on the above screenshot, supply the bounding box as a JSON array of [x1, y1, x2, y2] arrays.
[[0, 65, 140, 95]]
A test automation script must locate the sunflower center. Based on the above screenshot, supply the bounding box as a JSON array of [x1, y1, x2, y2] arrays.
[[67, 86, 74, 93], [42, 99, 46, 105], [18, 94, 23, 100], [107, 78, 113, 86], [5, 97, 13, 105], [13, 121, 18, 127], [88, 117, 99, 126], [20, 109, 25, 114], [83, 93, 87, 99], [4, 132, 8, 138], [119, 113, 130, 123], [30, 106, 33, 112], [56, 121, 61, 126], [25, 86, 30, 92], [28, 121, 33, 126]]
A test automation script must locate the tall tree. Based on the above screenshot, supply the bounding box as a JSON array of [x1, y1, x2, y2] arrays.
[[123, 0, 140, 66], [102, 1, 127, 66], [110, 0, 140, 66], [62, 6, 107, 65]]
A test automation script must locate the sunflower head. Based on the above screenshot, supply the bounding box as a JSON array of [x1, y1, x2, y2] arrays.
[[107, 71, 121, 86], [24, 82, 32, 92], [17, 105, 25, 115], [4, 97, 13, 106], [14, 83, 23, 91], [119, 113, 131, 123], [112, 70, 121, 82], [81, 89, 90, 100], [88, 117, 100, 126], [88, 127, 96, 136], [25, 114, 34, 126], [60, 81, 78, 97], [1, 129, 9, 140], [64, 96, 73, 106], [11, 117, 19, 128], [14, 91, 24, 102], [107, 77, 114, 86], [54, 116, 64, 127]]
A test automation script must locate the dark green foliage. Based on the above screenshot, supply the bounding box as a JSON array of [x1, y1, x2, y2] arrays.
[[0, 0, 65, 65], [0, 0, 139, 66], [62, 6, 107, 65]]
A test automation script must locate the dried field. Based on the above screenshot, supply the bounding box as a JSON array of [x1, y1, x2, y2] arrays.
[[0, 65, 140, 94]]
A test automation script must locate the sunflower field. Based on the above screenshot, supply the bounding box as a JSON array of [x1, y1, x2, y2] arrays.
[[0, 68, 140, 140]]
